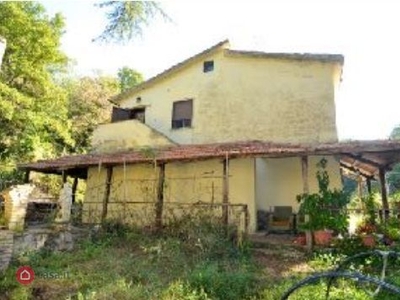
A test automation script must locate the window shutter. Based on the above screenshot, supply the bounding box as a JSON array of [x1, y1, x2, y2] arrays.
[[172, 100, 193, 128], [173, 100, 193, 120]]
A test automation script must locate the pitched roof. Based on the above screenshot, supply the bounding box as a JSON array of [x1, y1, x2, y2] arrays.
[[111, 39, 230, 103], [111, 39, 345, 104], [18, 140, 400, 178], [225, 50, 344, 64]]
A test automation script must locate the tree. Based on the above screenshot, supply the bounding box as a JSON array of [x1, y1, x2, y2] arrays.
[[64, 76, 120, 153], [0, 2, 72, 166], [0, 2, 67, 96], [95, 1, 168, 43], [387, 125, 400, 196], [117, 66, 143, 91], [390, 125, 400, 140]]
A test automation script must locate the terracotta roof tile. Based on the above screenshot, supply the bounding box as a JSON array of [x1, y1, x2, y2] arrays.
[[18, 140, 400, 175]]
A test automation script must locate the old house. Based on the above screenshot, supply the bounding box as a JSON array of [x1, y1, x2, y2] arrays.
[[18, 40, 400, 233]]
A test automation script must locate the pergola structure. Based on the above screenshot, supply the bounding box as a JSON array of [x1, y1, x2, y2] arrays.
[[18, 139, 400, 212]]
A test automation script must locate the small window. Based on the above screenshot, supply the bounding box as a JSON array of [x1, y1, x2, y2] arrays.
[[111, 107, 145, 123], [172, 99, 193, 129], [203, 60, 214, 73]]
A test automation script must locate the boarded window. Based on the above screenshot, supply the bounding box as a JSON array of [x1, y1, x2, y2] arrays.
[[172, 99, 193, 129], [111, 106, 145, 123]]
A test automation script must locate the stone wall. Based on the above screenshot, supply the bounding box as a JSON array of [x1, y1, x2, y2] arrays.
[[1, 183, 71, 231], [0, 226, 89, 272], [2, 184, 35, 230], [12, 226, 82, 255], [0, 230, 13, 272]]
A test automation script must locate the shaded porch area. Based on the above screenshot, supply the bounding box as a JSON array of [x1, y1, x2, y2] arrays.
[[17, 139, 400, 242]]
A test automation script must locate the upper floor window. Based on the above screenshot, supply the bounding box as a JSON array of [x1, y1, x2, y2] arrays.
[[111, 107, 145, 123], [203, 60, 214, 73], [172, 99, 193, 129]]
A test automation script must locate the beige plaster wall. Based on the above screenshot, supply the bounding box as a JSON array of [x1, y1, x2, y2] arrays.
[[255, 155, 342, 214], [91, 120, 174, 153], [118, 51, 226, 145], [83, 157, 257, 231], [211, 56, 339, 143], [84, 155, 341, 231], [115, 51, 340, 146]]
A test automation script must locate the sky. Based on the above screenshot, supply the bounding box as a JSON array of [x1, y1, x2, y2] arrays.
[[41, 0, 400, 141]]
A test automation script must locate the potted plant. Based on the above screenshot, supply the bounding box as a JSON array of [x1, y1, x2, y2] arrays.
[[356, 221, 377, 247], [297, 159, 350, 246], [355, 194, 379, 247]]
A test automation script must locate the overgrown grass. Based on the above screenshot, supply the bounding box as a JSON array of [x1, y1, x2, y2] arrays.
[[1, 220, 400, 299], [0, 218, 256, 300]]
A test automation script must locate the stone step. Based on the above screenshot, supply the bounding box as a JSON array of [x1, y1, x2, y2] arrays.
[[0, 230, 14, 272]]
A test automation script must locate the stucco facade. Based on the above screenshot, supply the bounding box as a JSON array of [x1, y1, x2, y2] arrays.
[[91, 120, 174, 153], [114, 42, 342, 146], [255, 156, 342, 214], [83, 41, 344, 233], [83, 154, 341, 233], [84, 158, 257, 231]]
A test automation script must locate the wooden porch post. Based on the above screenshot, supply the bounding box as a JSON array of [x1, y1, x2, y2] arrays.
[[72, 177, 78, 204], [62, 171, 67, 184], [366, 178, 372, 195], [301, 156, 312, 250], [101, 166, 113, 222], [222, 156, 229, 226], [379, 167, 389, 220], [357, 173, 363, 200], [24, 170, 30, 183], [155, 163, 166, 231]]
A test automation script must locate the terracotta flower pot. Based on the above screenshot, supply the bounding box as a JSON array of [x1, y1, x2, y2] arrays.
[[361, 235, 376, 247], [313, 230, 333, 246], [294, 235, 306, 245]]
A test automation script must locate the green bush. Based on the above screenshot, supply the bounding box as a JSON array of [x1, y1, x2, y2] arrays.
[[297, 158, 350, 233], [332, 236, 367, 256]]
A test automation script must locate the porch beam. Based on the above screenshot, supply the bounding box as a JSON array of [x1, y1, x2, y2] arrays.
[[342, 153, 385, 169], [339, 162, 374, 180], [101, 166, 113, 222], [378, 167, 389, 220], [155, 163, 166, 231], [301, 156, 312, 250], [222, 156, 229, 226]]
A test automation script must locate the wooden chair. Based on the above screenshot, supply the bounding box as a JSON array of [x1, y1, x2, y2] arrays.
[[268, 206, 295, 233]]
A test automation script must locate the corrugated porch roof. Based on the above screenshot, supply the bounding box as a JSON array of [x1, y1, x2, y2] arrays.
[[18, 140, 400, 179]]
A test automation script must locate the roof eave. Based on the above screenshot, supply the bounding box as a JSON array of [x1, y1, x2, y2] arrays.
[[225, 50, 344, 65], [111, 39, 230, 104]]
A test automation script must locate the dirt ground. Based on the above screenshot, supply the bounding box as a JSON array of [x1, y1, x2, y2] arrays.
[[250, 233, 312, 279]]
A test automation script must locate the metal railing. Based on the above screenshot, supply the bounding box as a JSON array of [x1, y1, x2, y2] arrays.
[[282, 250, 400, 299], [79, 200, 249, 239]]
